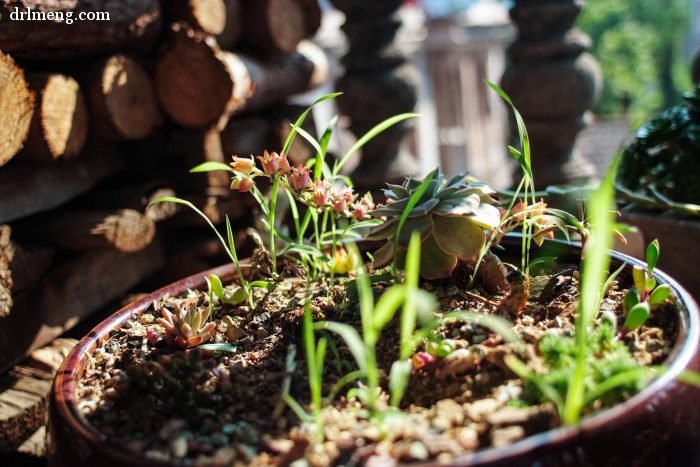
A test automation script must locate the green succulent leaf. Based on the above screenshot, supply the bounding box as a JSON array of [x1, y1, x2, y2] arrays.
[[372, 242, 395, 269], [633, 266, 646, 296], [419, 234, 458, 279], [366, 217, 399, 241], [649, 284, 672, 306], [623, 288, 640, 313], [431, 215, 485, 262], [396, 216, 433, 245], [624, 302, 650, 331]]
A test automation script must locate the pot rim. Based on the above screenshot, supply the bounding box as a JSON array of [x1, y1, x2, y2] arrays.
[[50, 241, 700, 466]]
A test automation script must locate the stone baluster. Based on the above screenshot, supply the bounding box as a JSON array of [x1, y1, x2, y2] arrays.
[[501, 0, 602, 188], [329, 0, 419, 191]]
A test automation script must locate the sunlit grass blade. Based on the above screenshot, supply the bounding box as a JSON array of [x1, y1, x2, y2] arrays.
[[282, 92, 342, 156], [190, 161, 235, 173], [333, 113, 420, 176], [440, 310, 519, 343], [563, 155, 621, 425], [316, 115, 338, 180]]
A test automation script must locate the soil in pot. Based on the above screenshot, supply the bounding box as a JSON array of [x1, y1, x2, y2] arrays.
[[75, 255, 678, 466]]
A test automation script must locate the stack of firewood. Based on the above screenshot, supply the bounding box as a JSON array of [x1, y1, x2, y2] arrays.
[[0, 0, 326, 458]]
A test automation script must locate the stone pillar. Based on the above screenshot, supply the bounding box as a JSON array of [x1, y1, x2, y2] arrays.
[[501, 0, 602, 188], [329, 0, 419, 190]]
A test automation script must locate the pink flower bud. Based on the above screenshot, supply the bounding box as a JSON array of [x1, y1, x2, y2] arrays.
[[231, 176, 254, 193], [313, 179, 331, 207], [257, 150, 279, 175], [289, 164, 312, 191], [277, 152, 291, 175]]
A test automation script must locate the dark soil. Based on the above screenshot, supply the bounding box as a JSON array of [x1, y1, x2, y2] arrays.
[[77, 263, 677, 466]]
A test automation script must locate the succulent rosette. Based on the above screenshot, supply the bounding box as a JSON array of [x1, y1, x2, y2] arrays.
[[366, 170, 501, 279]]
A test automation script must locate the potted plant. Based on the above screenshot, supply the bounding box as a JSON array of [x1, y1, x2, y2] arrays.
[[616, 85, 700, 298], [48, 88, 700, 467]]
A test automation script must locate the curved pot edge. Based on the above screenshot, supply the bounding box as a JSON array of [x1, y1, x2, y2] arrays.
[[48, 243, 700, 466]]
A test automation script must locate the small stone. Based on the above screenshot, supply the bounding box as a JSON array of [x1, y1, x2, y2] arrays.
[[140, 313, 155, 324], [491, 426, 525, 448], [464, 398, 501, 422], [256, 328, 269, 339], [472, 334, 486, 344], [446, 285, 459, 297], [455, 427, 479, 450], [223, 316, 248, 341], [159, 419, 186, 439], [171, 437, 188, 458], [408, 441, 429, 460]]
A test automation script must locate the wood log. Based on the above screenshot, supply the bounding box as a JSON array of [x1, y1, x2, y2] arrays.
[[0, 149, 123, 223], [0, 226, 15, 319], [240, 0, 307, 54], [0, 51, 34, 167], [0, 338, 76, 453], [167, 126, 231, 197], [168, 193, 249, 226], [299, 0, 322, 37], [241, 39, 328, 111], [0, 0, 162, 60], [154, 23, 252, 129], [155, 24, 327, 129], [18, 209, 156, 253], [19, 73, 88, 161], [164, 0, 227, 35], [0, 241, 165, 372], [16, 425, 46, 458], [9, 243, 54, 295], [79, 181, 179, 223], [220, 116, 271, 157], [84, 55, 159, 141], [217, 0, 242, 50]]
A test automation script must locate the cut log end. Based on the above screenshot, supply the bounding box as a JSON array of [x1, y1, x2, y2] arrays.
[[188, 0, 227, 35], [93, 55, 158, 140], [91, 209, 156, 253], [243, 0, 306, 54], [23, 74, 88, 160], [155, 24, 250, 129], [0, 52, 34, 167]]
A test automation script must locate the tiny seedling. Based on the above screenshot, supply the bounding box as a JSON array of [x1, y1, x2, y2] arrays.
[[622, 239, 672, 332]]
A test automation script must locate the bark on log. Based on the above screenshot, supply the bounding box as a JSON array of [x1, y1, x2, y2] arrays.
[[240, 0, 306, 54], [217, 0, 242, 50], [18, 209, 156, 253], [241, 39, 328, 111], [82, 181, 179, 223], [84, 55, 159, 141], [154, 23, 252, 129], [0, 51, 34, 167], [0, 149, 123, 223], [164, 0, 227, 35], [0, 0, 162, 60], [0, 226, 15, 319], [168, 126, 231, 197], [9, 243, 54, 295], [0, 241, 165, 372], [19, 73, 88, 161], [220, 116, 271, 158], [154, 24, 327, 129], [0, 338, 76, 453]]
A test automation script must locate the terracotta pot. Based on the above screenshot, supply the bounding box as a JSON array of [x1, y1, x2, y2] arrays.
[[47, 240, 700, 466]]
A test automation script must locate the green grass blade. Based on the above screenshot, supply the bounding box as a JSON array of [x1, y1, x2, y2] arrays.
[[190, 161, 235, 173], [333, 113, 419, 176], [563, 155, 621, 425], [282, 92, 342, 156], [314, 321, 367, 372]]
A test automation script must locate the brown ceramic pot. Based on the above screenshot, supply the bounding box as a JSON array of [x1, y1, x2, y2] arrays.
[[47, 240, 700, 466]]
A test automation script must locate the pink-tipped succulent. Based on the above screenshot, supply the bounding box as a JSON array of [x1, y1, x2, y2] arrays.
[[156, 303, 216, 349]]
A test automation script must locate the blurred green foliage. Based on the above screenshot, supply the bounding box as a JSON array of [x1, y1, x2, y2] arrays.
[[578, 0, 692, 119]]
